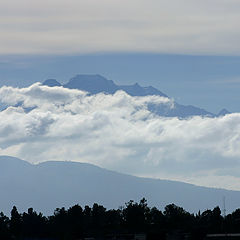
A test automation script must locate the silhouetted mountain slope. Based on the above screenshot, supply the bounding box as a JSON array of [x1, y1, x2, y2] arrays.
[[0, 156, 239, 216], [42, 74, 225, 117]]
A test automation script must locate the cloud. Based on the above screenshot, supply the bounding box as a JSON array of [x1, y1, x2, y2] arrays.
[[1, 0, 240, 55], [0, 84, 240, 190]]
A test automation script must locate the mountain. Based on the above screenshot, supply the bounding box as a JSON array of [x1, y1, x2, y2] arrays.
[[119, 82, 168, 97], [42, 79, 61, 87], [63, 74, 168, 97], [0, 155, 239, 216], [63, 74, 119, 94], [42, 74, 219, 117], [217, 108, 231, 117], [148, 102, 214, 118]]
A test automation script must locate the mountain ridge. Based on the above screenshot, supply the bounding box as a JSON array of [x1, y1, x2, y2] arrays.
[[0, 155, 239, 216], [42, 74, 228, 117], [43, 74, 168, 98]]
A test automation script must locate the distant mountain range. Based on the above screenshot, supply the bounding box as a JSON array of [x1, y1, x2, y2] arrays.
[[43, 75, 228, 118], [0, 155, 239, 216], [43, 75, 168, 97]]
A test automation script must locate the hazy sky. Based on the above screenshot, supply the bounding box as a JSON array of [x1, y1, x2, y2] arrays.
[[1, 0, 240, 55]]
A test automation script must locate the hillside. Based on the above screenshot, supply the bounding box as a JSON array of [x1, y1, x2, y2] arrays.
[[0, 156, 239, 215]]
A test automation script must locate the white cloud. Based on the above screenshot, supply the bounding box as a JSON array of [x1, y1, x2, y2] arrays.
[[0, 84, 240, 190], [0, 0, 240, 55]]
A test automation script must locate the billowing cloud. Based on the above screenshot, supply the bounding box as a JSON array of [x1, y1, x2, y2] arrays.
[[0, 83, 240, 190], [1, 0, 240, 55]]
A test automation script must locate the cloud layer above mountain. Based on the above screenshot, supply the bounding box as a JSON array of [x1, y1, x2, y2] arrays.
[[1, 0, 240, 55], [1, 83, 240, 190]]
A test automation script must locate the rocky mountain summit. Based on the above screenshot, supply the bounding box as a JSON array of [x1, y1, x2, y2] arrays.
[[43, 74, 229, 118]]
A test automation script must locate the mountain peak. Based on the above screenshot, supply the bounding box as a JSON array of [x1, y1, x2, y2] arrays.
[[217, 108, 231, 116], [63, 74, 118, 94], [42, 74, 216, 118], [42, 79, 61, 87], [64, 74, 169, 98]]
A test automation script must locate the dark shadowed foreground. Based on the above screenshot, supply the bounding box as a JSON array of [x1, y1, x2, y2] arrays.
[[0, 198, 240, 240]]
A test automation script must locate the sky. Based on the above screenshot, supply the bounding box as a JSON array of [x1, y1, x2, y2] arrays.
[[1, 0, 240, 191], [1, 0, 240, 55]]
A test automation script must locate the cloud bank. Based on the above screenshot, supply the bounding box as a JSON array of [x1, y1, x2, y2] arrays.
[[1, 0, 240, 55], [0, 83, 240, 190]]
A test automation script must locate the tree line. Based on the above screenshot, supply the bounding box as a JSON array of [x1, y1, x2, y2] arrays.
[[0, 198, 240, 240]]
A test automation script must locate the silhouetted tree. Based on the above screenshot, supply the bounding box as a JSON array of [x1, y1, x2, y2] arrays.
[[49, 207, 69, 240], [91, 203, 107, 235], [147, 207, 166, 240], [0, 212, 11, 239], [164, 203, 194, 231], [105, 209, 122, 234], [83, 205, 92, 236], [22, 207, 48, 238], [10, 206, 22, 238], [123, 198, 150, 232], [224, 208, 240, 233], [2, 199, 240, 240], [67, 204, 84, 238]]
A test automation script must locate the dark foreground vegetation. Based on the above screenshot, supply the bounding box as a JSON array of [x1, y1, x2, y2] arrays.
[[0, 198, 240, 240]]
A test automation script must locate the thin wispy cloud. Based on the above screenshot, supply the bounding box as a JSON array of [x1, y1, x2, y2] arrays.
[[0, 84, 240, 190], [0, 0, 240, 55]]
